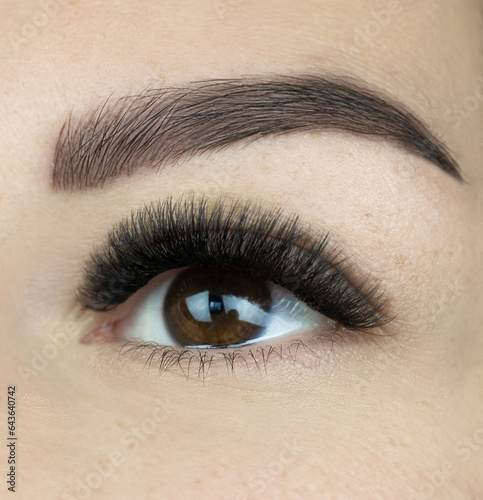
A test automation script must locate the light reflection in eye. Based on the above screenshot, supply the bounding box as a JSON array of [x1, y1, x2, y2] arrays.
[[186, 292, 268, 325], [111, 267, 335, 349]]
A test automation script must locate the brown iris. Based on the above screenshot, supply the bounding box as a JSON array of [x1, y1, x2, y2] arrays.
[[164, 268, 272, 347]]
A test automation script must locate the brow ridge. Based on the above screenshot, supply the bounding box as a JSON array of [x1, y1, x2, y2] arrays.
[[52, 74, 463, 190]]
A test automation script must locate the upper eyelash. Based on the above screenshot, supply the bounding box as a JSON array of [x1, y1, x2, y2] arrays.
[[77, 195, 391, 331]]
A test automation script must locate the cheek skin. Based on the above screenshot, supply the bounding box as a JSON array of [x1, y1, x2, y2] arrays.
[[19, 351, 481, 500]]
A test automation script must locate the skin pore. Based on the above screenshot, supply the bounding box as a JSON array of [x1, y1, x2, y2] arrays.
[[0, 0, 482, 499]]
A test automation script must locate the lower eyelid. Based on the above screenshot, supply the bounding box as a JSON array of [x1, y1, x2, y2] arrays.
[[76, 196, 394, 375], [97, 327, 343, 381]]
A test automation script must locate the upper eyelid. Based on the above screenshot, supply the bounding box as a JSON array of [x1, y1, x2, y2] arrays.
[[77, 195, 392, 330]]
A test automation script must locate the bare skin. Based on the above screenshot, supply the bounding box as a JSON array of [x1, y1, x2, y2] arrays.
[[0, 1, 482, 499]]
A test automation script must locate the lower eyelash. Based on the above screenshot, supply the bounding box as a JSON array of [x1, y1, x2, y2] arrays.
[[114, 328, 346, 380]]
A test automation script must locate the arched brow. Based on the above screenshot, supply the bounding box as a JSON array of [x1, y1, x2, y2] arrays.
[[52, 74, 463, 191]]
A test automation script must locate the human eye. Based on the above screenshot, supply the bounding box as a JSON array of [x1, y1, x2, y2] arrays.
[[93, 267, 334, 348], [78, 196, 391, 377]]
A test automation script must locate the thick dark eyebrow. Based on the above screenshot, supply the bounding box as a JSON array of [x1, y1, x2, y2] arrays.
[[52, 74, 462, 190]]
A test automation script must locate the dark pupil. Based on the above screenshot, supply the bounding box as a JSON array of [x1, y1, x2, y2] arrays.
[[208, 294, 224, 315], [164, 268, 271, 347]]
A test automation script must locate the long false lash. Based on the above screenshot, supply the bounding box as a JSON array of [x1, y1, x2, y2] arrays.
[[78, 196, 391, 330]]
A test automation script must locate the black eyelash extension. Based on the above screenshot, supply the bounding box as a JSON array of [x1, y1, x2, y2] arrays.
[[77, 196, 391, 330]]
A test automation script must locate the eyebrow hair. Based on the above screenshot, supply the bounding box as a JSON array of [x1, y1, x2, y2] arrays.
[[52, 74, 462, 190]]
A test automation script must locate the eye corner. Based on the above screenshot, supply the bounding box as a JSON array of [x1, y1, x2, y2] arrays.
[[76, 196, 393, 377]]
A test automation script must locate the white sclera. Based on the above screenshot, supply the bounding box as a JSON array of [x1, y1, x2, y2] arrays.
[[120, 270, 334, 347]]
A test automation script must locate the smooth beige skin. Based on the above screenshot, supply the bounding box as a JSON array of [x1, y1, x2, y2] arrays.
[[1, 0, 483, 499]]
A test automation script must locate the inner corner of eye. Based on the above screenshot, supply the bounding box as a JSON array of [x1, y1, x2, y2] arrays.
[[81, 323, 116, 344], [82, 266, 334, 350]]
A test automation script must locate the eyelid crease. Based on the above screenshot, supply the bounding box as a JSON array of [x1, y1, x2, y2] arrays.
[[77, 195, 392, 331]]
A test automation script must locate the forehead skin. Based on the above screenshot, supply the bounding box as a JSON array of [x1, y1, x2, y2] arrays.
[[1, 0, 482, 181], [0, 1, 483, 499]]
